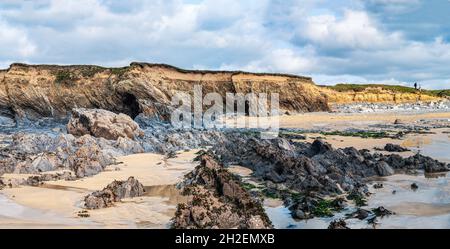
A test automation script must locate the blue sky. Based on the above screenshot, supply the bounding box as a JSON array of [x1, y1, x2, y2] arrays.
[[1, 0, 450, 89]]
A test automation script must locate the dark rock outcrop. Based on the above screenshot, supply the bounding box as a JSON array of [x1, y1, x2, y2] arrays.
[[84, 177, 145, 209], [373, 183, 383, 189], [375, 161, 395, 176], [383, 143, 410, 152], [328, 219, 349, 229], [348, 208, 371, 220], [372, 206, 394, 217], [210, 132, 449, 218], [213, 133, 450, 195], [172, 152, 272, 229]]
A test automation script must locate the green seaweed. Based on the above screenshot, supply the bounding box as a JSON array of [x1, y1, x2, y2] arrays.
[[241, 182, 258, 191], [321, 130, 390, 139]]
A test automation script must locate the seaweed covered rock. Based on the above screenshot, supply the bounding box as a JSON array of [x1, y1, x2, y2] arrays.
[[213, 133, 450, 196], [383, 153, 449, 173], [372, 206, 394, 217], [84, 176, 145, 209], [67, 108, 144, 140], [211, 132, 449, 219], [383, 143, 410, 152], [172, 152, 272, 229], [328, 219, 349, 229]]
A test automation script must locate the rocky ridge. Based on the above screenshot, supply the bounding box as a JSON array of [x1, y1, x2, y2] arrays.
[[84, 177, 145, 209], [172, 152, 272, 229], [0, 110, 225, 184], [210, 133, 449, 220]]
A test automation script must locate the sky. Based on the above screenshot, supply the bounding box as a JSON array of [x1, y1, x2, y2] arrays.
[[0, 0, 450, 89]]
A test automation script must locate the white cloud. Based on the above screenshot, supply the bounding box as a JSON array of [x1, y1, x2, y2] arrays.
[[0, 0, 449, 90], [302, 10, 403, 50], [217, 47, 317, 75], [0, 20, 36, 58]]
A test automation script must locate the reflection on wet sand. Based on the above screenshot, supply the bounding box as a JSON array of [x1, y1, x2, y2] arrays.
[[143, 185, 189, 206]]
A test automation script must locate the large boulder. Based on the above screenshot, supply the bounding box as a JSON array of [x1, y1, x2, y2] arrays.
[[384, 143, 410, 152], [375, 161, 395, 176], [67, 108, 144, 140], [84, 176, 145, 209]]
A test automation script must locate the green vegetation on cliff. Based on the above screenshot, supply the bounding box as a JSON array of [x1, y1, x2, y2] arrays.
[[325, 84, 450, 97]]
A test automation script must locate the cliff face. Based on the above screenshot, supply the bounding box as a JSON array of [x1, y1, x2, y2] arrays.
[[320, 87, 442, 104], [0, 62, 329, 121]]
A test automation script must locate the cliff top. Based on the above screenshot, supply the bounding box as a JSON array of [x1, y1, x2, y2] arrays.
[[323, 83, 450, 97], [2, 62, 312, 81]]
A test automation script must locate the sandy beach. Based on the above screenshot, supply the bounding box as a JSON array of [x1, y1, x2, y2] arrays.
[[0, 150, 199, 228]]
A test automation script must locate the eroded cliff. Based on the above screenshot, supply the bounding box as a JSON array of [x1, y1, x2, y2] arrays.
[[0, 62, 329, 121], [320, 86, 443, 104]]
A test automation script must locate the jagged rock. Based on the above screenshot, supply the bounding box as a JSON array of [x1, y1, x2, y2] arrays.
[[413, 154, 449, 173], [212, 132, 449, 206], [375, 161, 395, 176], [1, 120, 227, 181], [311, 139, 333, 154], [84, 177, 145, 209], [30, 154, 57, 172], [372, 206, 394, 217], [172, 152, 272, 229], [67, 108, 144, 140], [384, 143, 410, 152], [328, 219, 349, 229], [348, 208, 371, 220], [373, 183, 384, 189]]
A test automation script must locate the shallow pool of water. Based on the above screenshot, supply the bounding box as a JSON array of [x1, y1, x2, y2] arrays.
[[406, 131, 450, 162]]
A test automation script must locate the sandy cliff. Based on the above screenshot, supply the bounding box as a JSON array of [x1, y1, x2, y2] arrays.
[[0, 63, 329, 121], [321, 86, 442, 104]]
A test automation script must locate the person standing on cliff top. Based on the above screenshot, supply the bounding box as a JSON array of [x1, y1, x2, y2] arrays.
[[414, 82, 418, 90]]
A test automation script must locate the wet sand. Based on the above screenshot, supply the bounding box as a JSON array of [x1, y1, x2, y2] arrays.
[[0, 150, 199, 228]]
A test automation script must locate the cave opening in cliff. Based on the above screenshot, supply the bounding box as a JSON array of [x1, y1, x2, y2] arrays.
[[120, 93, 141, 119], [244, 100, 250, 116], [233, 100, 251, 116]]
